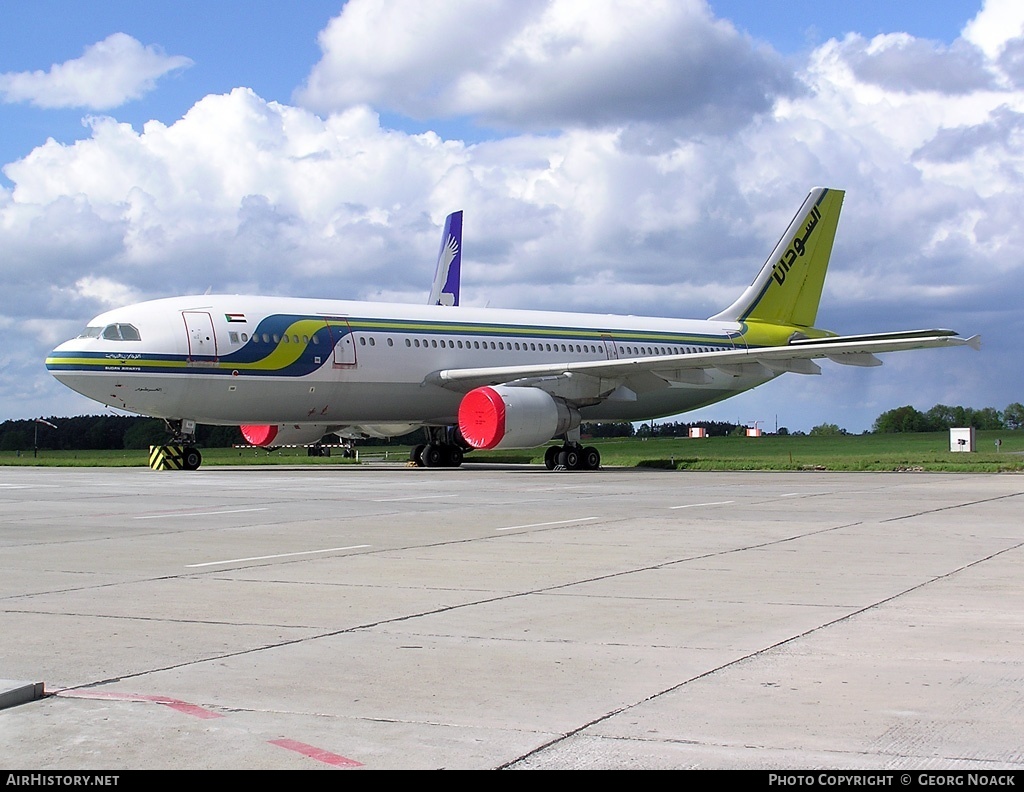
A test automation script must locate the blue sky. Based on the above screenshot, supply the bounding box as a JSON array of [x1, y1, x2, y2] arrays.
[[2, 0, 1022, 432]]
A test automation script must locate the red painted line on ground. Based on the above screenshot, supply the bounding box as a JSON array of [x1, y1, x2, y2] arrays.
[[151, 697, 225, 719], [269, 738, 363, 768], [57, 689, 224, 719]]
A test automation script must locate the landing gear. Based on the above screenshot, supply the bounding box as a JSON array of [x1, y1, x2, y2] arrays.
[[544, 443, 601, 471], [411, 427, 469, 468], [182, 446, 203, 471], [163, 418, 203, 471]]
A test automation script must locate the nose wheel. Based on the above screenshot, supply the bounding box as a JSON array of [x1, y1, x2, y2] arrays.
[[182, 446, 202, 471]]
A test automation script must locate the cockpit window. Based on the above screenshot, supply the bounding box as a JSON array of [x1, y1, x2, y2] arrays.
[[94, 323, 141, 341]]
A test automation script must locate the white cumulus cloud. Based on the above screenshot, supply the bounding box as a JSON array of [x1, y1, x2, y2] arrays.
[[296, 0, 797, 133], [0, 33, 193, 110]]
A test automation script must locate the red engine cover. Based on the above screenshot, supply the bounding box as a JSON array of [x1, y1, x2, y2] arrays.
[[240, 424, 331, 447], [241, 424, 278, 446], [457, 386, 506, 449], [458, 386, 578, 450]]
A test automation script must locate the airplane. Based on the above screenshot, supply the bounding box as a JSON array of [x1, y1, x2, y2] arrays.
[[46, 187, 979, 471]]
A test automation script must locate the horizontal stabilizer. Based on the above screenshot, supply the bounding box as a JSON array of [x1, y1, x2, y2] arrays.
[[789, 328, 960, 346]]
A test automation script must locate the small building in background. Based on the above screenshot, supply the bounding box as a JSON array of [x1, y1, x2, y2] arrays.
[[689, 427, 707, 439], [949, 427, 976, 452], [746, 427, 763, 438]]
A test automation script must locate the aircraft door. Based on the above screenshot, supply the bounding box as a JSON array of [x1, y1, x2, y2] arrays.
[[324, 318, 357, 367], [183, 311, 218, 360], [601, 334, 620, 359], [726, 329, 747, 350]]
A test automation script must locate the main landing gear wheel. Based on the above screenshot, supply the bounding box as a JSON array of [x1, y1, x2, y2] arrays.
[[546, 444, 601, 471], [413, 427, 468, 468], [421, 444, 444, 467], [558, 447, 581, 469], [417, 443, 465, 468], [182, 446, 202, 471]]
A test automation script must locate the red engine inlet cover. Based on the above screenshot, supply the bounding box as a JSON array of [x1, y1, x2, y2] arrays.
[[241, 424, 279, 446], [458, 387, 506, 449]]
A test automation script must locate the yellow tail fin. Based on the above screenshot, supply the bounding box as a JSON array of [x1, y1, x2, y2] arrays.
[[711, 187, 844, 328]]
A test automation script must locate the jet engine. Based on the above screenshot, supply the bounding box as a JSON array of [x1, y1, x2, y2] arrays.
[[457, 386, 578, 450], [240, 424, 333, 447]]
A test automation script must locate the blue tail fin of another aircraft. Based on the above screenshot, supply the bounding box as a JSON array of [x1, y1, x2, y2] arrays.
[[429, 210, 462, 307]]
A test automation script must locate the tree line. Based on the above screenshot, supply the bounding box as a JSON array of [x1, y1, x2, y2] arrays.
[[2, 405, 1021, 452], [0, 416, 243, 452], [872, 403, 1024, 433]]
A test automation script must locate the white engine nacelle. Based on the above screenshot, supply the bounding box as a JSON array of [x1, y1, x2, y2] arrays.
[[458, 386, 578, 450], [240, 424, 333, 447]]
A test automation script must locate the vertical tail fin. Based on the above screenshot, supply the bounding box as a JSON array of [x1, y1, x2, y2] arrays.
[[711, 188, 844, 327], [428, 210, 462, 307]]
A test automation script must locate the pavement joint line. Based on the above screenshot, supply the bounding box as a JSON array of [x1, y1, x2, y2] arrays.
[[880, 490, 1024, 521], [499, 536, 1024, 770]]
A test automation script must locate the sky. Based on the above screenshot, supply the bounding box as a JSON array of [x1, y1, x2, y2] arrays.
[[1, 0, 1022, 433]]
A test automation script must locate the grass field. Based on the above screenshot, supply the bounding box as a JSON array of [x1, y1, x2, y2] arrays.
[[3, 431, 1023, 472]]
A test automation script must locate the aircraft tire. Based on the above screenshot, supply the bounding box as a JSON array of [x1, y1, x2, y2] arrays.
[[411, 445, 426, 466], [182, 447, 202, 471], [559, 448, 581, 470], [544, 446, 559, 470], [448, 446, 464, 467], [582, 446, 600, 470], [422, 444, 443, 467]]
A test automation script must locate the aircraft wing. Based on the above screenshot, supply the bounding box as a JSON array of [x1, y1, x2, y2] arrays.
[[426, 330, 980, 403]]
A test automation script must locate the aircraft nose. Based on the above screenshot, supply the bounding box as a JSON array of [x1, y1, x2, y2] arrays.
[[45, 337, 85, 379]]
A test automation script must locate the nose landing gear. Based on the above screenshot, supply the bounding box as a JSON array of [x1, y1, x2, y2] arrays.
[[149, 419, 203, 471]]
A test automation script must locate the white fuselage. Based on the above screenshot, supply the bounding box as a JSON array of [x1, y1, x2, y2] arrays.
[[47, 294, 773, 428]]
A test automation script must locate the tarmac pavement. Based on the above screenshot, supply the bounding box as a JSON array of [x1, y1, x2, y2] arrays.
[[0, 464, 1022, 770]]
